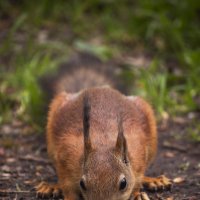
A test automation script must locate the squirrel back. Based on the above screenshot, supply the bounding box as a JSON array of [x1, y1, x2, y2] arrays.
[[46, 86, 157, 200]]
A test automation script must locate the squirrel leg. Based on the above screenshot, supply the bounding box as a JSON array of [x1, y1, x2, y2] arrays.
[[142, 175, 172, 192], [63, 191, 79, 200], [35, 181, 63, 198]]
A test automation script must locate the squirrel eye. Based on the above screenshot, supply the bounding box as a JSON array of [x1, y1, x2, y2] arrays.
[[119, 177, 127, 191], [80, 179, 87, 191]]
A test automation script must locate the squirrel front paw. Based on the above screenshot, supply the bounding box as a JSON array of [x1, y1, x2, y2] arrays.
[[35, 181, 63, 198], [143, 175, 172, 192]]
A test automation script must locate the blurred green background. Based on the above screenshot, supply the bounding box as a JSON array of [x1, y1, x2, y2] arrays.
[[0, 0, 200, 136]]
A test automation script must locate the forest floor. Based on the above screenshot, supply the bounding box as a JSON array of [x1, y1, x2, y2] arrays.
[[0, 114, 200, 200]]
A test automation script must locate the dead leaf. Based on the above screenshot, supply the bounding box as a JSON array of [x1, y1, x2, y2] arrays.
[[173, 177, 185, 184], [6, 158, 16, 163], [1, 125, 13, 134], [36, 165, 43, 171], [122, 55, 151, 68], [24, 180, 34, 184], [16, 183, 22, 192], [166, 197, 174, 200], [172, 116, 187, 124], [1, 173, 11, 177], [179, 162, 190, 171], [12, 119, 23, 127], [1, 165, 11, 172], [164, 151, 175, 158], [36, 172, 41, 177], [187, 112, 197, 119], [0, 147, 5, 156]]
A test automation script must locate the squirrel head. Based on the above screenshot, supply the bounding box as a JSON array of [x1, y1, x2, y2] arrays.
[[80, 96, 134, 200]]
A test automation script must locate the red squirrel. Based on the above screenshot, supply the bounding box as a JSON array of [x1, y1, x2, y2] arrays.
[[36, 56, 171, 200]]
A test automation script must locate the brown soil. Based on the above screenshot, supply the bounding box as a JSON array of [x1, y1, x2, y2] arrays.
[[0, 118, 200, 200]]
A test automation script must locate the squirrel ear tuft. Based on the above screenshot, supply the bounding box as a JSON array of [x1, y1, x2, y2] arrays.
[[115, 117, 129, 164], [83, 95, 92, 159]]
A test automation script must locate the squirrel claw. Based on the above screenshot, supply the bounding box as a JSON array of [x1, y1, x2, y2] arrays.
[[35, 181, 62, 199], [134, 192, 150, 200]]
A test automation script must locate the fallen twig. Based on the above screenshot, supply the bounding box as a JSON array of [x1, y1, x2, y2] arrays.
[[0, 190, 37, 199], [0, 190, 32, 193], [162, 142, 187, 152], [19, 155, 51, 164]]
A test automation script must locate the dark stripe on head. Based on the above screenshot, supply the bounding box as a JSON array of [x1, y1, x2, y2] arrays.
[[83, 94, 92, 160], [83, 94, 91, 140]]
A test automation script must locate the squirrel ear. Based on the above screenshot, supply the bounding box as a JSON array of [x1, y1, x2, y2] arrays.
[[115, 118, 129, 164], [83, 95, 92, 159]]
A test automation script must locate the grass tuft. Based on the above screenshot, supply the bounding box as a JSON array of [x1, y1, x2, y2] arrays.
[[0, 1, 200, 133]]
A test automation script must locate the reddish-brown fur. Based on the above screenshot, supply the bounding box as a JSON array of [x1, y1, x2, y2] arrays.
[[36, 87, 171, 200]]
